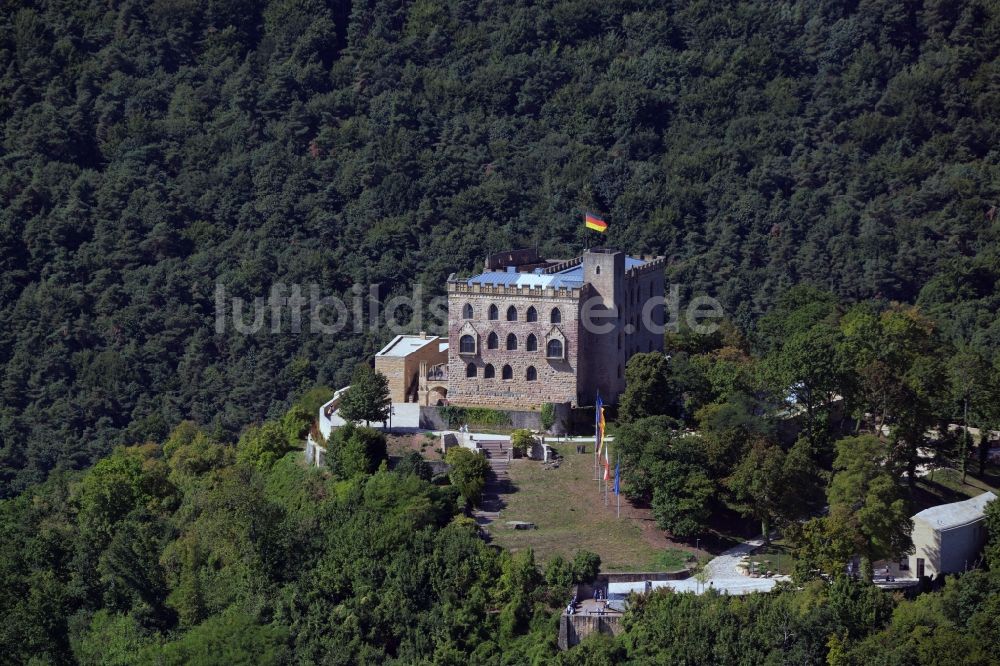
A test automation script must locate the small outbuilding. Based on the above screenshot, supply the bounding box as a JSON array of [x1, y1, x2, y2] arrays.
[[909, 491, 996, 579]]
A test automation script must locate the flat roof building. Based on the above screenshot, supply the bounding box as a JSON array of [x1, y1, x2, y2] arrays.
[[909, 491, 996, 579], [374, 333, 449, 405]]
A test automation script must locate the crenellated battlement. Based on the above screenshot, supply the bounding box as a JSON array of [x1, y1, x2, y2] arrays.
[[542, 257, 583, 274], [448, 280, 590, 300], [625, 256, 666, 278]]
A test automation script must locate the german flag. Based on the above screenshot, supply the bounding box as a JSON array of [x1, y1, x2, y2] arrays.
[[585, 212, 608, 233]]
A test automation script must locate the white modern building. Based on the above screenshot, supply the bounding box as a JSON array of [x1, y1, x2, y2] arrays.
[[909, 491, 996, 579]]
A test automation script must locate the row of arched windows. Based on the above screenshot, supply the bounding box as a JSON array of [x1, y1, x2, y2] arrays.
[[485, 331, 537, 351], [466, 363, 537, 381], [462, 303, 561, 324], [460, 333, 563, 358]]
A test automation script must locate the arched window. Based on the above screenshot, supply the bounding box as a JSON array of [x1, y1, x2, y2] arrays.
[[526, 333, 538, 352], [546, 339, 563, 358], [595, 265, 601, 275], [488, 304, 498, 320], [460, 335, 475, 354], [487, 332, 498, 349], [526, 306, 537, 322], [502, 364, 513, 380], [484, 363, 495, 379], [466, 363, 477, 378], [526, 366, 537, 381], [506, 305, 517, 321], [462, 303, 473, 319], [506, 333, 518, 350], [551, 307, 561, 324]]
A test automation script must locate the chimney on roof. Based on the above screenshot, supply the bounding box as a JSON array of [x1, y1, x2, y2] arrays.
[[419, 331, 427, 339]]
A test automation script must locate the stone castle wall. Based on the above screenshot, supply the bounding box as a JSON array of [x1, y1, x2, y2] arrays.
[[447, 283, 582, 408], [558, 613, 623, 650], [445, 252, 665, 409]]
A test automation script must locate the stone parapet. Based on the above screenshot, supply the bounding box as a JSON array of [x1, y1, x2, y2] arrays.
[[447, 281, 590, 300]]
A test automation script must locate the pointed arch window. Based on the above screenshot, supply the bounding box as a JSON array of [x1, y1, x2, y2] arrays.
[[526, 334, 538, 352], [502, 364, 513, 380], [506, 333, 518, 350], [526, 306, 538, 322], [506, 305, 517, 321], [526, 366, 537, 381], [462, 303, 473, 319], [484, 364, 495, 379], [487, 332, 498, 349], [550, 307, 561, 324], [488, 304, 499, 320]]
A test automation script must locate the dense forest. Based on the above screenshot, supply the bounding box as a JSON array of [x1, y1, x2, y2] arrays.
[[2, 0, 1000, 494], [613, 286, 1000, 581], [2, 406, 1000, 664]]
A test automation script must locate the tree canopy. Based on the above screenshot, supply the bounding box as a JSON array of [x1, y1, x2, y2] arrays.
[[2, 0, 1000, 496]]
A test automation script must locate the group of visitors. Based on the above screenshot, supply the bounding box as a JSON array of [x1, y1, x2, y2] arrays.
[[565, 587, 614, 616]]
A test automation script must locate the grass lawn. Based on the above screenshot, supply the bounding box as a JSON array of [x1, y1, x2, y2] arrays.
[[913, 464, 998, 513], [489, 441, 699, 572], [749, 541, 797, 576]]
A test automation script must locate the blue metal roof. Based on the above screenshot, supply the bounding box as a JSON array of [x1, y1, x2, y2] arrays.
[[465, 271, 584, 289], [464, 256, 648, 289]]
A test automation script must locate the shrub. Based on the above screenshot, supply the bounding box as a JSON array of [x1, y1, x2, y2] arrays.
[[540, 403, 556, 431], [510, 429, 535, 457], [236, 422, 291, 472], [329, 423, 388, 478], [445, 447, 490, 506], [572, 550, 601, 583], [280, 406, 313, 447], [440, 406, 512, 428], [394, 451, 433, 481], [544, 555, 574, 589]]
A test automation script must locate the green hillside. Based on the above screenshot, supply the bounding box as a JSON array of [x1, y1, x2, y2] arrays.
[[2, 0, 1000, 494]]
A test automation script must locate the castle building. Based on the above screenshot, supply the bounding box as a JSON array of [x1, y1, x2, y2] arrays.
[[446, 248, 666, 408]]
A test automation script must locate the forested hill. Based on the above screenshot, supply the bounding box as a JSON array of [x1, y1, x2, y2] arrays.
[[2, 0, 1000, 494]]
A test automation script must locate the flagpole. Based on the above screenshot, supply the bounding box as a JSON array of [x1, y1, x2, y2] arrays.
[[604, 441, 609, 507], [616, 454, 621, 519]]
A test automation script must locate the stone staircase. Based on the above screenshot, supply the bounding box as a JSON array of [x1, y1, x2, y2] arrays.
[[473, 440, 510, 524]]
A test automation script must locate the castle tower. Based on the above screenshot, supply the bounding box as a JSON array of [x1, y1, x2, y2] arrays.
[[580, 248, 626, 401]]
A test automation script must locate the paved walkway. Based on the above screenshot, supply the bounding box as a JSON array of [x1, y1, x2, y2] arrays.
[[703, 538, 765, 578], [667, 538, 791, 596]]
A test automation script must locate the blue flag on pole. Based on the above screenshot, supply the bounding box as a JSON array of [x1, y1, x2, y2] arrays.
[[613, 457, 620, 495]]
